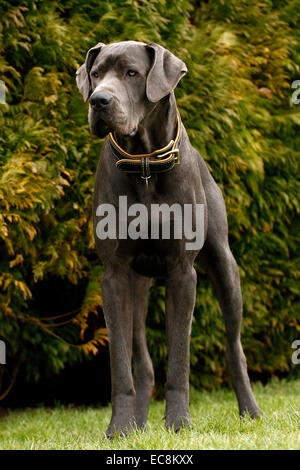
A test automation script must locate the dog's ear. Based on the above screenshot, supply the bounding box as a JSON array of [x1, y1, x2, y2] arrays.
[[76, 63, 90, 102], [76, 42, 105, 102], [145, 43, 187, 103]]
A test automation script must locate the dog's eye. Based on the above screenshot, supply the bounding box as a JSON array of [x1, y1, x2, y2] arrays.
[[127, 70, 137, 77], [92, 72, 99, 78]]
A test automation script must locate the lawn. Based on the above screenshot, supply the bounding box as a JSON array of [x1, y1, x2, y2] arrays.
[[0, 379, 299, 450]]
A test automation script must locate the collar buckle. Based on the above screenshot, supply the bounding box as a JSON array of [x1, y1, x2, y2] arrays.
[[109, 114, 181, 187]]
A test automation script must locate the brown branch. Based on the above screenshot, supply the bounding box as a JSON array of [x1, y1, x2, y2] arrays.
[[0, 357, 21, 401], [7, 312, 107, 349], [41, 308, 81, 321]]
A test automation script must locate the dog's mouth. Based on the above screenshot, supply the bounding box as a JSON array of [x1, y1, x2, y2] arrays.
[[125, 127, 137, 138], [89, 101, 138, 139], [93, 118, 111, 138], [90, 114, 137, 139]]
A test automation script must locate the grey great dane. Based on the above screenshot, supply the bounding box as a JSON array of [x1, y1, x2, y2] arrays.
[[76, 40, 262, 438]]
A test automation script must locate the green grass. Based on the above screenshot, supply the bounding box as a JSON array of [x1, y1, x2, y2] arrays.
[[0, 379, 299, 450]]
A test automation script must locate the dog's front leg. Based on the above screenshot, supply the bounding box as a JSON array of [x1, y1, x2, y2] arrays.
[[101, 264, 136, 438], [164, 262, 197, 431]]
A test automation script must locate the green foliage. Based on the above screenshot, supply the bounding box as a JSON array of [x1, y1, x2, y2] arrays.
[[0, 0, 299, 396]]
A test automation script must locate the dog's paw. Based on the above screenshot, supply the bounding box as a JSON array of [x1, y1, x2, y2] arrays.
[[164, 411, 191, 432], [240, 406, 262, 420], [104, 416, 137, 439]]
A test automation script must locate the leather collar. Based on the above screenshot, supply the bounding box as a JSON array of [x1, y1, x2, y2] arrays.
[[108, 115, 181, 188]]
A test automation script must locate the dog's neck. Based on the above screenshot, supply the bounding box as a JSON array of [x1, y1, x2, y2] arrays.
[[114, 93, 178, 155]]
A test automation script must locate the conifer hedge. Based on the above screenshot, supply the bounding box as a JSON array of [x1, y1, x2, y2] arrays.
[[0, 0, 299, 398]]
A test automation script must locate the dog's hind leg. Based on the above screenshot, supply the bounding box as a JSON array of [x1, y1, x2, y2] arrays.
[[201, 240, 262, 418], [199, 157, 262, 418], [132, 272, 154, 428]]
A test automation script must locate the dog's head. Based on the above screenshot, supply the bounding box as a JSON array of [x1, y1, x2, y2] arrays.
[[76, 41, 187, 138]]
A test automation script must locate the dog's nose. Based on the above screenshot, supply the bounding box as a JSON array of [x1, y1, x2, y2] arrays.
[[90, 91, 113, 109]]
